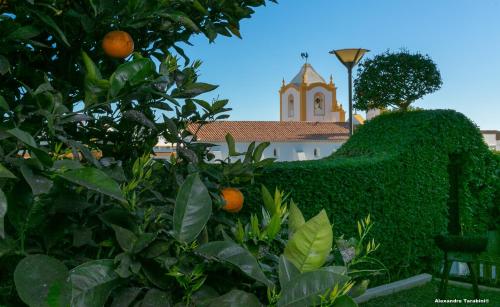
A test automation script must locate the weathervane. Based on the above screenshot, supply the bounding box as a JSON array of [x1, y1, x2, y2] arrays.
[[301, 52, 309, 63]]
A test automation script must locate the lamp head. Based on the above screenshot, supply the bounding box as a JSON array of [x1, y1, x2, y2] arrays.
[[330, 48, 369, 69]]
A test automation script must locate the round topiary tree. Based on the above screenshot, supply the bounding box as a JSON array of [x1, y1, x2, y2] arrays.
[[354, 49, 443, 111]]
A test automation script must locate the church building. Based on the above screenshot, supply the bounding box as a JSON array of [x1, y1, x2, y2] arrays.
[[154, 63, 364, 161]]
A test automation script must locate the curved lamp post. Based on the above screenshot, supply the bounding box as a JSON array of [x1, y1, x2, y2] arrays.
[[329, 48, 369, 136]]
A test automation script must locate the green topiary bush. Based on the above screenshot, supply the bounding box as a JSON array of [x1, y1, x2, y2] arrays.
[[244, 110, 497, 281]]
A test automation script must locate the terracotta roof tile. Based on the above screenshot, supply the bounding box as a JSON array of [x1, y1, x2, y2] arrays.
[[188, 121, 349, 142]]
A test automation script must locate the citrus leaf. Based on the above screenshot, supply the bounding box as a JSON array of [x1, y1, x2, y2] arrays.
[[171, 82, 218, 99], [288, 200, 305, 239], [208, 289, 262, 307], [20, 165, 53, 195], [333, 295, 357, 307], [109, 58, 156, 97], [14, 255, 71, 307], [196, 241, 273, 287], [59, 167, 125, 202], [7, 25, 41, 40], [32, 10, 71, 47], [110, 287, 142, 307], [0, 55, 10, 75], [0, 189, 6, 239], [261, 185, 275, 214], [277, 270, 350, 307], [284, 210, 333, 272], [81, 51, 101, 80], [0, 163, 16, 179], [141, 289, 172, 307], [253, 142, 269, 162], [278, 255, 299, 287], [0, 95, 9, 111], [69, 259, 120, 307], [173, 173, 212, 243], [7, 128, 37, 147]]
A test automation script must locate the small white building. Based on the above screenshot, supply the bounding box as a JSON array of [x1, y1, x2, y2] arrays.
[[481, 130, 500, 150], [189, 121, 348, 161], [154, 62, 357, 161]]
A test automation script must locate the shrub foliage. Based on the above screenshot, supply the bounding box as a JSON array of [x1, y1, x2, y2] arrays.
[[245, 110, 497, 280]]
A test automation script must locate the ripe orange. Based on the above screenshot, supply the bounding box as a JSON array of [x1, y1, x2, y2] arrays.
[[221, 187, 244, 213], [102, 30, 134, 58]]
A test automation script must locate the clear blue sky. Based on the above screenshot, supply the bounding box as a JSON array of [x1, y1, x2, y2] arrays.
[[182, 0, 500, 130]]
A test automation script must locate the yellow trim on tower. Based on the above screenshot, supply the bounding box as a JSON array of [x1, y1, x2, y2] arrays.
[[279, 90, 282, 121], [300, 83, 307, 121]]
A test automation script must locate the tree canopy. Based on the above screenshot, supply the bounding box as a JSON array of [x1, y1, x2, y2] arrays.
[[353, 50, 442, 111]]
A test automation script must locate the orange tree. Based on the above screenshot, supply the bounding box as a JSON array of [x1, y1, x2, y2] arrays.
[[0, 1, 381, 306]]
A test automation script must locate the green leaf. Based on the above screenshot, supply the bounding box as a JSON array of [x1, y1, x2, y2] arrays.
[[208, 289, 262, 307], [0, 189, 6, 239], [171, 82, 218, 99], [277, 270, 351, 307], [196, 241, 273, 287], [109, 59, 156, 97], [278, 255, 299, 287], [253, 142, 269, 162], [225, 133, 243, 156], [173, 173, 212, 243], [141, 289, 172, 307], [111, 225, 136, 252], [7, 25, 41, 40], [7, 128, 37, 147], [261, 185, 275, 214], [0, 95, 9, 111], [284, 210, 333, 272], [333, 295, 358, 307], [14, 255, 71, 307], [32, 10, 71, 47], [20, 165, 53, 195], [110, 287, 142, 307], [81, 51, 101, 80], [59, 167, 125, 202], [0, 163, 16, 179], [69, 259, 120, 307], [288, 200, 305, 238], [0, 55, 10, 75]]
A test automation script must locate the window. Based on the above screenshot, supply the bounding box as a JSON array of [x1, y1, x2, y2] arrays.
[[314, 148, 320, 158], [313, 93, 325, 116], [288, 95, 294, 117], [273, 148, 278, 157]]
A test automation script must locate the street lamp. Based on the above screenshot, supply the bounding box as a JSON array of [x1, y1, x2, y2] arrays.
[[329, 48, 369, 136]]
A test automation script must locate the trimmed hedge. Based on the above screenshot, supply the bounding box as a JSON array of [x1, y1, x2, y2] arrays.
[[244, 110, 497, 281]]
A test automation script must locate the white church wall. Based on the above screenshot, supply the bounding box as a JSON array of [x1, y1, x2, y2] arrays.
[[208, 141, 344, 162], [482, 133, 499, 150], [281, 88, 300, 121], [306, 86, 339, 122]]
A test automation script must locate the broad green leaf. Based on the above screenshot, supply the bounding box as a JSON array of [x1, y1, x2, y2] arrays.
[[265, 213, 281, 240], [173, 173, 211, 243], [321, 266, 348, 275], [7, 128, 37, 147], [278, 255, 299, 287], [20, 165, 53, 195], [253, 142, 269, 162], [208, 289, 262, 307], [333, 295, 357, 307], [288, 201, 305, 238], [0, 163, 16, 179], [0, 95, 9, 111], [196, 241, 273, 287], [0, 189, 6, 239], [110, 287, 142, 307], [69, 259, 120, 307], [284, 210, 333, 272], [59, 167, 125, 202], [14, 255, 71, 307], [122, 110, 156, 130], [109, 59, 156, 97], [0, 55, 10, 75], [348, 279, 369, 298], [7, 25, 41, 40], [261, 185, 275, 214], [171, 82, 218, 99], [141, 289, 171, 307], [225, 133, 240, 156], [277, 270, 350, 307], [111, 225, 136, 252], [81, 51, 101, 79], [166, 12, 200, 32], [32, 10, 70, 46]]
